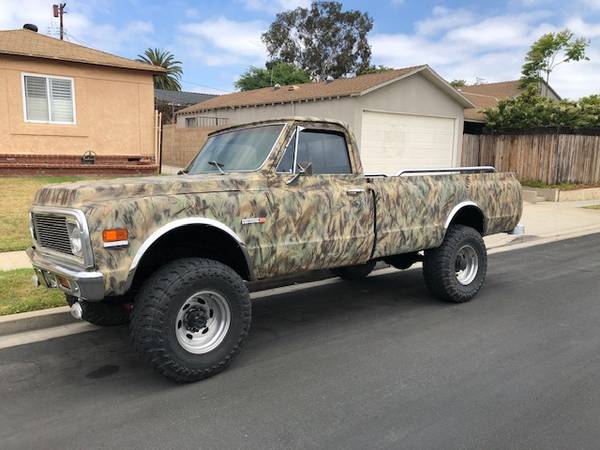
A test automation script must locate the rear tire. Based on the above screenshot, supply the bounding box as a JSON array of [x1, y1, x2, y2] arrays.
[[423, 225, 487, 303], [331, 261, 376, 280], [129, 258, 251, 383]]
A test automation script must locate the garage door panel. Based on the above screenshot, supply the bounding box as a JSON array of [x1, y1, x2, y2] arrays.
[[361, 111, 455, 175]]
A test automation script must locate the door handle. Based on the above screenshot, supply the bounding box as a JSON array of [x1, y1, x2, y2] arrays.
[[346, 188, 366, 196]]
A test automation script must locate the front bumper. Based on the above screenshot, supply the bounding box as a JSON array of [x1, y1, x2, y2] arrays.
[[27, 247, 105, 301]]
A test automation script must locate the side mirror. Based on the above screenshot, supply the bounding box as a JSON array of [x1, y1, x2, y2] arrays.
[[286, 161, 313, 185]]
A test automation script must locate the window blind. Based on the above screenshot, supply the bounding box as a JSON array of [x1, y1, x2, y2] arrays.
[[24, 74, 74, 123]]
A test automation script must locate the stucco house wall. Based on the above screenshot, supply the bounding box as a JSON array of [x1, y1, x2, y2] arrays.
[[0, 55, 156, 156]]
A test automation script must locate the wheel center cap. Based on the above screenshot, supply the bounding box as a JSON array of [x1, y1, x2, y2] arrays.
[[183, 308, 207, 332]]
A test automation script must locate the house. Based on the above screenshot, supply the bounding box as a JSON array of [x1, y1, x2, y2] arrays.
[[0, 27, 165, 175], [154, 89, 216, 124], [173, 65, 474, 175], [460, 80, 561, 134]]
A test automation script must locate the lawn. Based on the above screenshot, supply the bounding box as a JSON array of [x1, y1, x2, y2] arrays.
[[584, 205, 600, 210], [0, 269, 65, 315], [0, 176, 93, 252]]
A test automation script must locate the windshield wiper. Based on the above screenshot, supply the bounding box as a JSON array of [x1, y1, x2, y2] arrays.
[[208, 160, 226, 175]]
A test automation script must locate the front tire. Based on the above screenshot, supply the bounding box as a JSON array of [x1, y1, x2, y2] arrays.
[[423, 225, 487, 303], [130, 258, 252, 383]]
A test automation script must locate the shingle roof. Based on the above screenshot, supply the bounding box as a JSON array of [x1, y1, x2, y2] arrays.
[[178, 65, 474, 114], [154, 89, 216, 106], [460, 80, 559, 122], [0, 28, 165, 73]]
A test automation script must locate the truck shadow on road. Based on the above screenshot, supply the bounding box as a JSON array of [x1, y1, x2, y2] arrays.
[[0, 268, 455, 393]]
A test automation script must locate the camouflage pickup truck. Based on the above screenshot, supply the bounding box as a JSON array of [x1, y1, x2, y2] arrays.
[[28, 117, 522, 382]]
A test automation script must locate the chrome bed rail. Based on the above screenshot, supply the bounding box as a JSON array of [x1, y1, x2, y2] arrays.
[[396, 166, 496, 176]]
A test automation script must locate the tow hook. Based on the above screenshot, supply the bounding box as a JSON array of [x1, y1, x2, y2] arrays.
[[70, 302, 83, 320]]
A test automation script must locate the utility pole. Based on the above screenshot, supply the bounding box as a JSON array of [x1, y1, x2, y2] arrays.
[[52, 3, 66, 40]]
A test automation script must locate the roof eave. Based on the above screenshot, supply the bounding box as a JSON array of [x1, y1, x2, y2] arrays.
[[0, 50, 166, 73]]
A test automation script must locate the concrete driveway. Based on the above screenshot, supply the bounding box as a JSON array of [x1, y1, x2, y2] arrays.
[[1, 234, 600, 449]]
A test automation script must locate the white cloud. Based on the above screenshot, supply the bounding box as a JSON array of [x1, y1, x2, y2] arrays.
[[178, 17, 267, 67], [0, 0, 154, 54], [371, 7, 600, 99], [242, 0, 310, 13], [416, 7, 474, 35]]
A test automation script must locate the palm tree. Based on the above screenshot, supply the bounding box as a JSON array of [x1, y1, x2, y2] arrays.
[[136, 48, 183, 91]]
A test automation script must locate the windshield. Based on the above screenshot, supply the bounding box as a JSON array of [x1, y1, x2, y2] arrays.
[[186, 124, 284, 174]]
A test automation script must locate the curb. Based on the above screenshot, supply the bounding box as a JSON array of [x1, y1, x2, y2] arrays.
[[1, 227, 599, 340], [0, 306, 73, 337]]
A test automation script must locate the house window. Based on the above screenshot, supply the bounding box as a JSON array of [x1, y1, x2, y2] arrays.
[[23, 74, 75, 124]]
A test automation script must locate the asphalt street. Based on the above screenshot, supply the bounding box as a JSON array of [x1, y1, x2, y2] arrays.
[[1, 234, 600, 449]]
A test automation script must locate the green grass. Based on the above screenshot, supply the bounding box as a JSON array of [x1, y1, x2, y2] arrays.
[[0, 269, 65, 315], [584, 205, 600, 210], [521, 180, 600, 191], [0, 176, 95, 252]]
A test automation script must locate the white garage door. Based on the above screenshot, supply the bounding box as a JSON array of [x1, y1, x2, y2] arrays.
[[360, 110, 456, 175]]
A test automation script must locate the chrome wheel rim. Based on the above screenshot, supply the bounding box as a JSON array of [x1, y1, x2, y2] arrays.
[[455, 244, 479, 286], [175, 290, 231, 354]]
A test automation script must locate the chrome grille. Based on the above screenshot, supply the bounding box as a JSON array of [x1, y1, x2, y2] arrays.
[[32, 213, 73, 256]]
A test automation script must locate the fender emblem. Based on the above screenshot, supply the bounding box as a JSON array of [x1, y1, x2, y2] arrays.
[[241, 217, 266, 225]]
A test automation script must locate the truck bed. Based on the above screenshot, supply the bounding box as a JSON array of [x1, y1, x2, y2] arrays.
[[368, 171, 522, 259]]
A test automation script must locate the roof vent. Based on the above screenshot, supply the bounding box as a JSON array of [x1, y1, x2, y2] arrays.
[[23, 24, 38, 32], [325, 75, 334, 83], [273, 84, 281, 90], [288, 85, 299, 91]]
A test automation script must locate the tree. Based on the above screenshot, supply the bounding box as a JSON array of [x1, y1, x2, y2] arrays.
[[136, 48, 183, 91], [483, 88, 600, 131], [235, 62, 311, 91], [450, 79, 467, 88], [358, 65, 394, 75], [520, 29, 589, 96], [262, 1, 373, 81]]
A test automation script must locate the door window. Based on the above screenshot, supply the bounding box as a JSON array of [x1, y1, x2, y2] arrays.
[[276, 128, 352, 175]]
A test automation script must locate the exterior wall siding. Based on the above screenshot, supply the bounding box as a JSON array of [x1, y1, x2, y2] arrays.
[[0, 55, 156, 156]]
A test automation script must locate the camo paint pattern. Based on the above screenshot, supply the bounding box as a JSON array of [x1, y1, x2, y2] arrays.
[[369, 172, 522, 258], [29, 117, 522, 298]]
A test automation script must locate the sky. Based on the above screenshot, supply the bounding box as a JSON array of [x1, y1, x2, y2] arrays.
[[1, 0, 599, 99]]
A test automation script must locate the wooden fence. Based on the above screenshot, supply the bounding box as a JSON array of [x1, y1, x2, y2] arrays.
[[161, 124, 221, 168], [461, 133, 600, 184]]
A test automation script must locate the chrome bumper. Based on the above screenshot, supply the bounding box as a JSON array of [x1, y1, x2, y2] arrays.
[[27, 247, 105, 301]]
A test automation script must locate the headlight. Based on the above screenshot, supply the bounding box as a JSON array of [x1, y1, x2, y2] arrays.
[[66, 220, 83, 257]]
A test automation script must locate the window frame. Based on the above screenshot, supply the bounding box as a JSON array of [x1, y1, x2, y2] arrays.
[[275, 125, 354, 176], [185, 123, 287, 174], [21, 72, 77, 125]]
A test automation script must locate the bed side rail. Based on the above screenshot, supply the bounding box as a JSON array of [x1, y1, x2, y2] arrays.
[[396, 166, 496, 176]]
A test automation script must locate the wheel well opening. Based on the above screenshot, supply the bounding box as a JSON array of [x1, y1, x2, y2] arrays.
[[129, 225, 251, 292], [448, 206, 485, 234]]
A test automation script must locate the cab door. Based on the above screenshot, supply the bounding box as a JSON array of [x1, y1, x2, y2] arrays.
[[259, 125, 374, 278]]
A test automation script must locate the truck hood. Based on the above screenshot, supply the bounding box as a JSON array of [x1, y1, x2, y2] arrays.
[[33, 173, 264, 207]]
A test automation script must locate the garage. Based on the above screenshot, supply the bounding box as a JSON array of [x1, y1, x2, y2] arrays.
[[360, 110, 457, 176], [174, 65, 474, 171]]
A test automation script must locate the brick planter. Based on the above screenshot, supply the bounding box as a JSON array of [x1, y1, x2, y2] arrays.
[[0, 154, 158, 176]]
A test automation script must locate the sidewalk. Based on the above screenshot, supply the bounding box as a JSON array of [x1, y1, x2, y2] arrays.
[[2, 199, 600, 272]]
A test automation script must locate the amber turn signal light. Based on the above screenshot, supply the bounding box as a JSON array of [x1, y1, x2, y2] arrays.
[[102, 228, 129, 242]]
